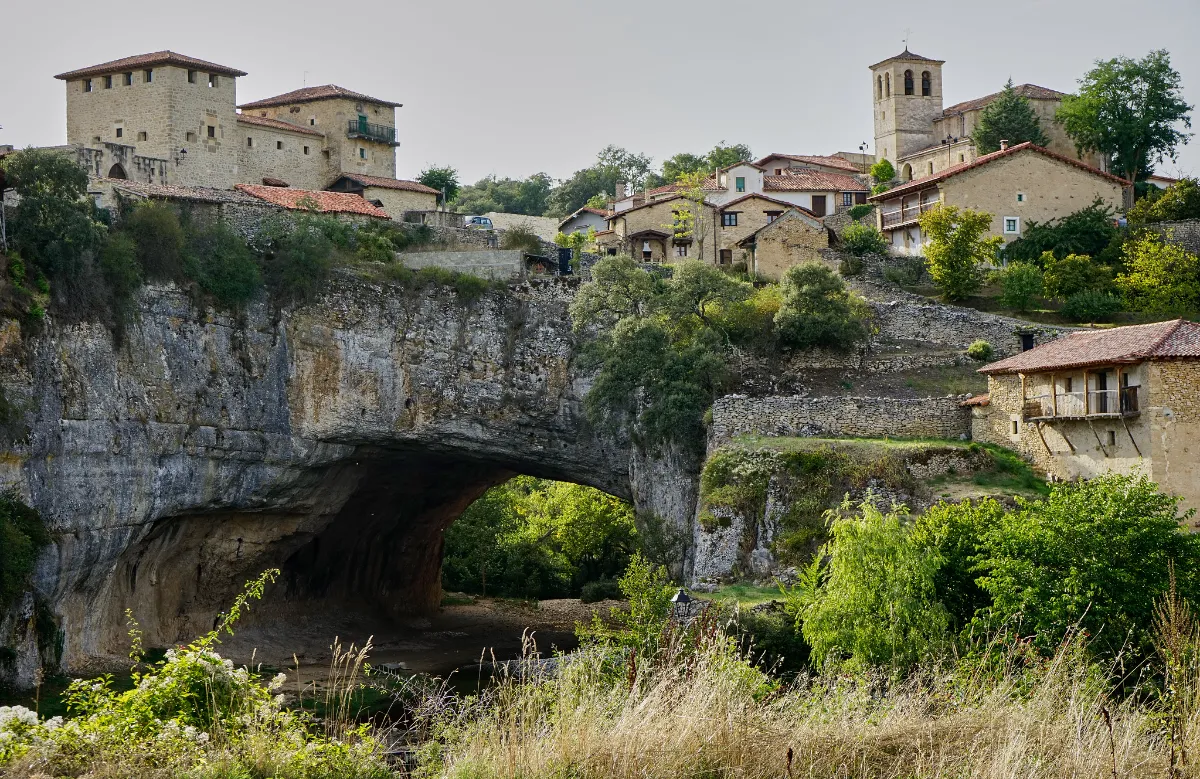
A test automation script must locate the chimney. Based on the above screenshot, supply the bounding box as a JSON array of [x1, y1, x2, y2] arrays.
[[615, 181, 627, 200], [1000, 139, 1010, 151]]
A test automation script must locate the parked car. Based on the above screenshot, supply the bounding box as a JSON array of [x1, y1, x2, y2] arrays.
[[463, 215, 493, 230]]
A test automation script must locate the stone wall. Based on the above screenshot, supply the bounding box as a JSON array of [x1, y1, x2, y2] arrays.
[[396, 249, 525, 280], [709, 393, 971, 446], [1153, 220, 1200, 255]]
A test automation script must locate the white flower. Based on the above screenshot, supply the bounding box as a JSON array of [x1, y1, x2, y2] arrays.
[[196, 732, 210, 744]]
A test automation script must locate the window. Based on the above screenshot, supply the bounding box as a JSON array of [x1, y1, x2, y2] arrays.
[[137, 131, 147, 141], [188, 70, 196, 84], [186, 131, 196, 142], [359, 148, 366, 159], [766, 211, 783, 223], [1065, 376, 1074, 392], [115, 127, 123, 138], [720, 249, 733, 264], [1106, 430, 1117, 447], [104, 75, 112, 89], [921, 70, 931, 96], [1012, 420, 1020, 435], [928, 162, 934, 175], [207, 125, 216, 138], [674, 243, 688, 257], [123, 72, 133, 86], [855, 192, 867, 204], [1016, 192, 1025, 202], [642, 240, 652, 260], [1004, 217, 1020, 234], [144, 69, 153, 83], [735, 176, 745, 192], [246, 137, 253, 147], [958, 154, 965, 162], [309, 118, 315, 125], [885, 72, 891, 97], [208, 74, 218, 88], [876, 74, 883, 99], [775, 168, 782, 175], [842, 192, 854, 207], [276, 141, 283, 150], [303, 146, 310, 155], [722, 212, 738, 227], [83, 79, 93, 92], [904, 69, 914, 95]]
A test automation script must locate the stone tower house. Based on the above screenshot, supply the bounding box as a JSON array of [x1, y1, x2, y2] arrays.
[[870, 49, 945, 165]]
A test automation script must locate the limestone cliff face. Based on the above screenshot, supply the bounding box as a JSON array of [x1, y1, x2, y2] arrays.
[[0, 273, 698, 678]]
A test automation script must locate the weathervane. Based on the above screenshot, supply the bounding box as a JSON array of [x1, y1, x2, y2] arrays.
[[903, 29, 912, 49]]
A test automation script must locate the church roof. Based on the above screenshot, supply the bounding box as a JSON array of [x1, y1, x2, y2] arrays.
[[869, 48, 944, 69], [239, 85, 401, 109], [943, 83, 1067, 115], [55, 51, 247, 80]]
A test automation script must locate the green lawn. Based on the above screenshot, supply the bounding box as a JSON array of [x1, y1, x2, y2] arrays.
[[698, 583, 783, 608]]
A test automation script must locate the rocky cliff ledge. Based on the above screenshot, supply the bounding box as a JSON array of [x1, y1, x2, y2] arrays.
[[0, 273, 698, 675]]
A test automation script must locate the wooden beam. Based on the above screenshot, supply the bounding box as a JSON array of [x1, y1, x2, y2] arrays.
[[1050, 372, 1057, 417], [1020, 373, 1027, 419], [1083, 369, 1089, 416]]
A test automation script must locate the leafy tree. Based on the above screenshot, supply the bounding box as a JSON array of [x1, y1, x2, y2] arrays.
[[99, 232, 142, 311], [1127, 177, 1200, 224], [840, 223, 888, 257], [797, 499, 949, 672], [551, 146, 654, 217], [1057, 49, 1193, 183], [417, 165, 460, 205], [569, 255, 661, 329], [453, 173, 553, 216], [910, 497, 1005, 630], [919, 205, 1003, 300], [976, 474, 1199, 655], [774, 263, 871, 350], [1041, 252, 1113, 299], [668, 171, 715, 263], [704, 141, 753, 171], [1115, 231, 1200, 315], [123, 201, 186, 280], [0, 147, 106, 279], [185, 222, 261, 308], [661, 260, 750, 335], [971, 79, 1050, 154], [870, 158, 896, 191], [658, 152, 708, 185], [1002, 200, 1119, 264], [1061, 289, 1123, 322], [995, 262, 1043, 311], [257, 215, 334, 303]]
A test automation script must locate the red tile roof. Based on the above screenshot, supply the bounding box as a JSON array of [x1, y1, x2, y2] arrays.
[[236, 114, 325, 137], [606, 194, 690, 220], [55, 51, 246, 80], [960, 394, 991, 407], [755, 154, 861, 173], [334, 173, 440, 194], [718, 193, 815, 213], [943, 84, 1067, 116], [980, 320, 1200, 375], [647, 183, 683, 196], [869, 48, 945, 69], [736, 208, 827, 246], [234, 184, 390, 218], [765, 171, 867, 192], [869, 142, 1129, 202], [718, 160, 765, 172], [239, 85, 401, 110]]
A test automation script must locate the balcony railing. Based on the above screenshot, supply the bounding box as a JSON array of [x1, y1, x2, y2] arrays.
[[347, 120, 398, 145], [880, 199, 938, 228], [1023, 386, 1140, 420]]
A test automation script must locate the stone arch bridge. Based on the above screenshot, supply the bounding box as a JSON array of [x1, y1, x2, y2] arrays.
[[0, 275, 697, 670]]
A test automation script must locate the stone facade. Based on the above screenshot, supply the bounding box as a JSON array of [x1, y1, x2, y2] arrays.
[[870, 51, 946, 164], [606, 195, 718, 263], [737, 208, 831, 280], [710, 394, 971, 446], [235, 118, 327, 190], [365, 186, 438, 219]]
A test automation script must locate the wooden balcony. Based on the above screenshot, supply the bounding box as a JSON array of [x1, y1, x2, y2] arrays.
[[880, 199, 938, 229], [1023, 386, 1139, 421]]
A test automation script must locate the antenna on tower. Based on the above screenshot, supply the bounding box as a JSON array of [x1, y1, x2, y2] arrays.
[[902, 29, 912, 49]]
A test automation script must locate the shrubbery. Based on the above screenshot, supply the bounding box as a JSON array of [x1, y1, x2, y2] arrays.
[[1062, 289, 1123, 322], [966, 340, 994, 362], [1041, 251, 1113, 299], [840, 223, 888, 257], [994, 262, 1043, 311], [919, 204, 1003, 301], [1116, 231, 1200, 316], [774, 263, 872, 351], [847, 203, 875, 221], [0, 491, 48, 616]]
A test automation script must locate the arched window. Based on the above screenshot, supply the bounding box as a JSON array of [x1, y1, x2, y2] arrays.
[[900, 163, 912, 182], [921, 71, 932, 96], [877, 75, 883, 99], [884, 72, 891, 97], [904, 70, 914, 95], [107, 163, 127, 179]]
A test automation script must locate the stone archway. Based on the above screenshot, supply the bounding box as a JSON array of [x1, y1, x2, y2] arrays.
[[107, 163, 128, 179], [901, 163, 913, 182]]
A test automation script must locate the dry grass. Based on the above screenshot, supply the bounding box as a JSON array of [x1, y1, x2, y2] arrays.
[[419, 627, 1178, 779]]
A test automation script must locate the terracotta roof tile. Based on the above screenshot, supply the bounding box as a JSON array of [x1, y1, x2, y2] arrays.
[[960, 394, 991, 407], [56, 51, 246, 80], [239, 84, 401, 110], [943, 84, 1067, 116], [335, 173, 440, 194], [235, 184, 390, 218], [559, 206, 612, 228], [869, 48, 945, 68], [765, 171, 867, 192], [755, 154, 861, 173], [869, 142, 1129, 202], [979, 320, 1200, 375], [236, 114, 324, 137]]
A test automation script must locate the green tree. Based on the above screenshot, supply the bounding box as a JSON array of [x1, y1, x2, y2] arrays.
[[1041, 252, 1113, 299], [704, 141, 753, 171], [1002, 199, 1119, 265], [919, 205, 1003, 300], [453, 173, 553, 216], [417, 165, 460, 205], [550, 146, 654, 216], [870, 158, 896, 193], [661, 260, 750, 335], [1115, 231, 1200, 315], [99, 232, 143, 311], [1057, 50, 1193, 183], [123, 201, 186, 280], [840, 222, 888, 257], [569, 255, 660, 329], [797, 499, 949, 672], [1127, 177, 1200, 224], [185, 223, 262, 308], [658, 152, 708, 185], [976, 474, 1199, 655], [995, 262, 1043, 311], [773, 263, 871, 350], [257, 215, 334, 303], [0, 147, 105, 279], [667, 171, 714, 263], [971, 79, 1050, 154]]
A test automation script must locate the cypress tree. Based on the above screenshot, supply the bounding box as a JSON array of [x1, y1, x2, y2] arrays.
[[971, 80, 1050, 154]]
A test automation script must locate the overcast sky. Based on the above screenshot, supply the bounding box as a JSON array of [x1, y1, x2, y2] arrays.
[[2, 0, 1197, 185]]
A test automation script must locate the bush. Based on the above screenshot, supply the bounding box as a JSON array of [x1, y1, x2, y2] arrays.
[[966, 340, 994, 362], [881, 256, 926, 286], [847, 203, 875, 221], [123, 201, 185, 280], [580, 578, 622, 603], [1061, 289, 1123, 322], [500, 224, 544, 254], [1127, 177, 1200, 224], [1002, 200, 1118, 264], [1041, 251, 1113, 299], [870, 158, 895, 186], [260, 217, 334, 304], [99, 232, 143, 309], [1115, 231, 1200, 315], [774, 263, 871, 351], [185, 223, 261, 308], [841, 222, 888, 258], [995, 262, 1043, 311], [353, 231, 396, 264]]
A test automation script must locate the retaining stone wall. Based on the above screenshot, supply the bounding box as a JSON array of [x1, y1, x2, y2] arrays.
[[1153, 220, 1200, 255], [395, 249, 525, 280], [710, 393, 972, 446]]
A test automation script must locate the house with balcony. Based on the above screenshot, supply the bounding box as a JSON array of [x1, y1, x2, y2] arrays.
[[971, 319, 1200, 516], [869, 142, 1129, 254]]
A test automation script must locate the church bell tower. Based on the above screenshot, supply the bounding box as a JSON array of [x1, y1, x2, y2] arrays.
[[870, 49, 945, 164]]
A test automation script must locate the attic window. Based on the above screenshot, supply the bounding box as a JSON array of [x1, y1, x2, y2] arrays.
[[84, 79, 93, 92], [123, 72, 133, 86], [188, 70, 196, 84], [735, 176, 745, 192], [104, 75, 113, 89], [208, 74, 219, 88], [144, 69, 153, 83]]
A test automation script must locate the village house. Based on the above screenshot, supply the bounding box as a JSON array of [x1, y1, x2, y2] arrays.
[[701, 161, 869, 217], [600, 195, 719, 263], [736, 208, 832, 280], [559, 206, 611, 235], [869, 48, 1107, 183], [51, 51, 437, 219], [970, 320, 1200, 517], [868, 141, 1129, 253]]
